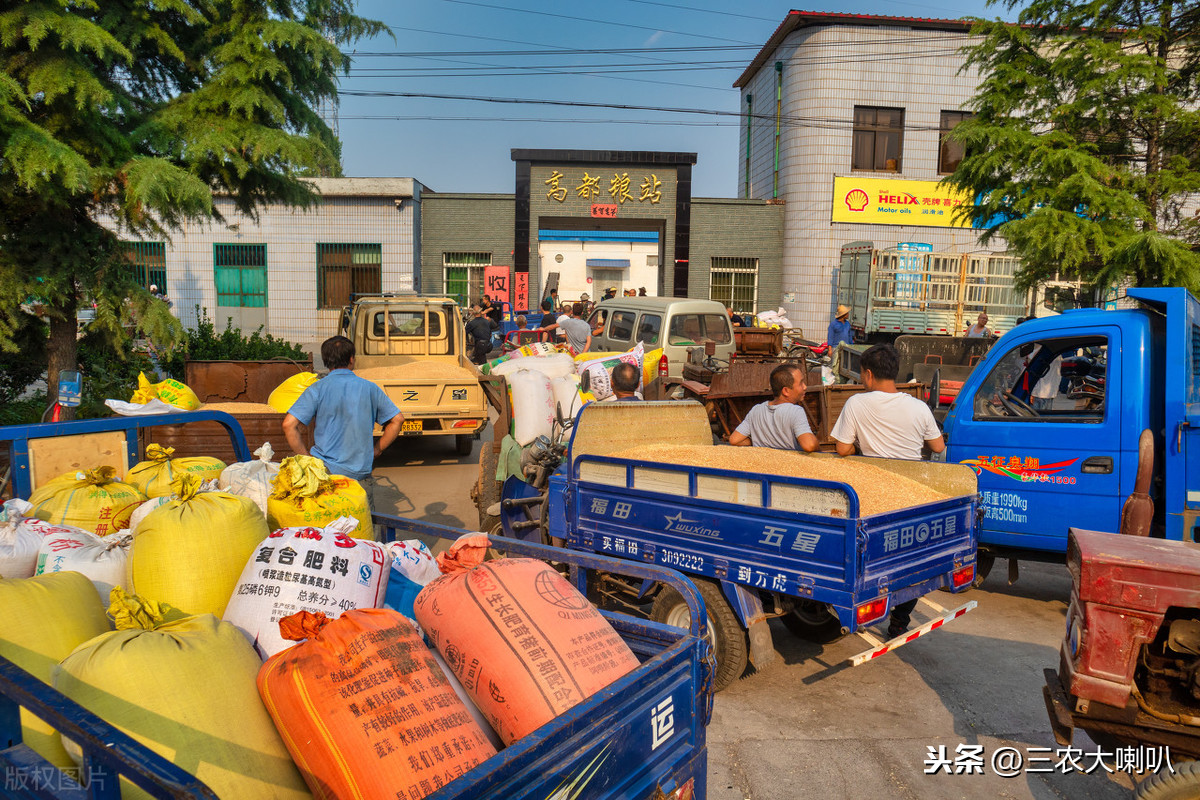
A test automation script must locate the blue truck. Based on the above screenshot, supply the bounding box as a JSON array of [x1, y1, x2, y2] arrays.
[[500, 401, 980, 691], [941, 287, 1200, 579], [0, 414, 713, 800]]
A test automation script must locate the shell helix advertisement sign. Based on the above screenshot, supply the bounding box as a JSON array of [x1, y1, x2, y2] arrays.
[[832, 176, 979, 228]]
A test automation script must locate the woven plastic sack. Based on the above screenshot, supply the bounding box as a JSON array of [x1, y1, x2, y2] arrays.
[[415, 534, 640, 744], [383, 538, 442, 623], [219, 442, 279, 515], [129, 371, 201, 411], [223, 517, 390, 659], [0, 499, 40, 578], [53, 589, 309, 800], [129, 474, 269, 617], [0, 572, 109, 769], [492, 351, 576, 381], [34, 525, 131, 599], [127, 478, 221, 533], [127, 444, 225, 499], [508, 368, 554, 446], [267, 372, 319, 414], [267, 455, 371, 538], [550, 375, 583, 421], [258, 608, 497, 800], [29, 466, 145, 535]]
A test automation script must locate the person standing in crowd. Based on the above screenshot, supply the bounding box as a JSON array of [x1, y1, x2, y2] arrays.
[[829, 343, 944, 637], [966, 312, 991, 338], [610, 363, 642, 401], [478, 295, 502, 327], [828, 304, 852, 348], [728, 363, 818, 452], [464, 306, 495, 364], [538, 301, 592, 353], [638, 287, 647, 296], [602, 286, 617, 301], [515, 315, 528, 331], [282, 336, 404, 509], [537, 299, 557, 343], [727, 306, 744, 328]]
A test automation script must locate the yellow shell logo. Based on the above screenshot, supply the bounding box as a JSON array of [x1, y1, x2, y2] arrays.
[[845, 188, 869, 212]]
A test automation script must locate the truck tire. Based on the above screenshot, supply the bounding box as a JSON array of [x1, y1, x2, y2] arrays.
[[1135, 761, 1200, 800], [781, 600, 845, 644], [475, 445, 501, 531], [651, 578, 748, 692], [455, 434, 474, 457]]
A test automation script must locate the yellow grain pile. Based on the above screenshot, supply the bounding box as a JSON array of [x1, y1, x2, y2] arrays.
[[609, 443, 948, 516], [356, 363, 477, 382], [198, 402, 281, 414]]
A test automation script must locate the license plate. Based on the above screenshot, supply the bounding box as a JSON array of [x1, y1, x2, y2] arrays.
[[402, 419, 423, 433]]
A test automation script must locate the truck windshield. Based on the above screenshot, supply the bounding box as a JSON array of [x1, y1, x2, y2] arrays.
[[973, 335, 1107, 422], [668, 314, 732, 346], [372, 311, 442, 338]]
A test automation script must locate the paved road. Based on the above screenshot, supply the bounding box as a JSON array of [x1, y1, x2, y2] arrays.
[[374, 435, 1139, 799]]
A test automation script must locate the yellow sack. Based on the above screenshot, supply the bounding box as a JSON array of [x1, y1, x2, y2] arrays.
[[0, 572, 110, 769], [127, 444, 225, 498], [29, 466, 145, 535], [643, 347, 664, 385], [52, 589, 310, 800], [268, 455, 371, 538], [129, 371, 201, 411], [267, 372, 319, 414], [129, 474, 268, 617]]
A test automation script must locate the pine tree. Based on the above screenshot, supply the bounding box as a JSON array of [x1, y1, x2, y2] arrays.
[[0, 0, 386, 408], [945, 0, 1200, 295]]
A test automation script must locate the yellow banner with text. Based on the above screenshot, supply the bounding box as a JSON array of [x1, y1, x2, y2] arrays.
[[831, 176, 975, 228]]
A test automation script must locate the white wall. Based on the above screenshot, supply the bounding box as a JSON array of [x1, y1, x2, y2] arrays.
[[536, 240, 659, 304]]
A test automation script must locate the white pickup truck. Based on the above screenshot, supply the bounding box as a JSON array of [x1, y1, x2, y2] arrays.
[[339, 295, 488, 455]]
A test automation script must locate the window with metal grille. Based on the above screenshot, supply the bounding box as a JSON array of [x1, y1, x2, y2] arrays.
[[709, 257, 758, 315], [444, 252, 490, 307], [214, 243, 267, 308], [317, 243, 382, 308], [122, 242, 166, 291], [939, 111, 972, 174], [852, 106, 904, 172]]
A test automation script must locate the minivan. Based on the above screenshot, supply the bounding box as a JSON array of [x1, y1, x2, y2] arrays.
[[586, 297, 735, 382]]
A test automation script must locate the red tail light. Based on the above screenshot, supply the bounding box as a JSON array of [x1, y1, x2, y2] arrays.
[[657, 354, 669, 378], [952, 565, 975, 588], [856, 598, 888, 625]]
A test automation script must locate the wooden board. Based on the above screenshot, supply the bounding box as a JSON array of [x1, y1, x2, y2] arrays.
[[138, 414, 312, 465], [28, 431, 130, 490]]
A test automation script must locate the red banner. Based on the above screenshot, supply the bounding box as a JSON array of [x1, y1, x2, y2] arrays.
[[590, 204, 618, 218], [484, 266, 510, 306], [514, 272, 529, 313]]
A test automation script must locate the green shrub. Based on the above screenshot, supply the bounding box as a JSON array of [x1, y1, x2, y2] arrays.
[[159, 307, 308, 378]]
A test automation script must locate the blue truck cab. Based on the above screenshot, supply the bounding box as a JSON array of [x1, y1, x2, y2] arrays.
[[524, 401, 979, 691], [944, 287, 1195, 568]]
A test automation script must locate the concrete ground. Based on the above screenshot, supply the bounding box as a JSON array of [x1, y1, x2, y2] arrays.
[[373, 432, 1142, 800]]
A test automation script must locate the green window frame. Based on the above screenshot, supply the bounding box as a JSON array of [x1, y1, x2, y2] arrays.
[[214, 243, 267, 308], [317, 243, 382, 308], [122, 242, 166, 291], [444, 252, 490, 307]]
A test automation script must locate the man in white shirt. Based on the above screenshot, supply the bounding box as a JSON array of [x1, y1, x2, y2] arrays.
[[830, 343, 945, 636], [729, 363, 819, 452]]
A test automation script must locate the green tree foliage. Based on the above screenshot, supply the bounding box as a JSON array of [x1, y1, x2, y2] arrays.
[[945, 0, 1200, 293], [0, 0, 387, 408], [158, 306, 307, 378]]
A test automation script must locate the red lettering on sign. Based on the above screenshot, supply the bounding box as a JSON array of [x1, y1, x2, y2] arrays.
[[514, 272, 529, 312], [590, 204, 618, 219]]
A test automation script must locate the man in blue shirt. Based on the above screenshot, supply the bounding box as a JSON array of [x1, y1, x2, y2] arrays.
[[827, 304, 853, 348], [282, 336, 404, 497]]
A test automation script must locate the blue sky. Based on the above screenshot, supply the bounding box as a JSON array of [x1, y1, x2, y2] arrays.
[[339, 1, 1014, 197]]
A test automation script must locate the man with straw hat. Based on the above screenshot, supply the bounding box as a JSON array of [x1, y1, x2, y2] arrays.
[[827, 303, 853, 379]]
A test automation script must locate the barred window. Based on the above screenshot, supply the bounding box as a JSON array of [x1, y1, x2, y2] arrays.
[[318, 243, 382, 308], [214, 243, 267, 308], [444, 252, 490, 307], [709, 257, 759, 315], [122, 242, 166, 291], [852, 106, 904, 172]]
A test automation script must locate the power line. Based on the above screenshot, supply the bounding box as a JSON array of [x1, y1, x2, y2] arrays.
[[613, 0, 779, 23], [436, 0, 759, 45]]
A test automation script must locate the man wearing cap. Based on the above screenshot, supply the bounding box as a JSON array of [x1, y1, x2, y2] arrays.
[[602, 287, 617, 301], [828, 304, 852, 349]]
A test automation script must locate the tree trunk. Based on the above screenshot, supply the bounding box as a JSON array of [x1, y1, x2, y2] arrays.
[[47, 303, 79, 421]]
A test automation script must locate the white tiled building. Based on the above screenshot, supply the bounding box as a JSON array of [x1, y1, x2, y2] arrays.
[[111, 178, 424, 356], [735, 11, 1006, 336]]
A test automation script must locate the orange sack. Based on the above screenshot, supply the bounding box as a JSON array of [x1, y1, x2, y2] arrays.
[[258, 608, 497, 800], [414, 535, 641, 744]]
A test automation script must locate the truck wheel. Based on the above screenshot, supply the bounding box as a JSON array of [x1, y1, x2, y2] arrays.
[[1134, 760, 1200, 800], [455, 434, 474, 457], [651, 578, 748, 692], [972, 553, 995, 589], [475, 445, 501, 531], [781, 600, 845, 644]]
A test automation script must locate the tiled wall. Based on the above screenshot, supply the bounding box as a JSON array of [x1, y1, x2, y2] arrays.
[[118, 195, 417, 360], [739, 24, 1010, 336]]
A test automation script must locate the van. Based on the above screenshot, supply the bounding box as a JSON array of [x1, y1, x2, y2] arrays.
[[586, 297, 735, 381]]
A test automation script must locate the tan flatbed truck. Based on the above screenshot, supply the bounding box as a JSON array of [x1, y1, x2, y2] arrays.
[[339, 295, 488, 455]]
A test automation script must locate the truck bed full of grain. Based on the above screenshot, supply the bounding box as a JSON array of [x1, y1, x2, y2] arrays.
[[355, 362, 478, 382], [607, 443, 950, 516]]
